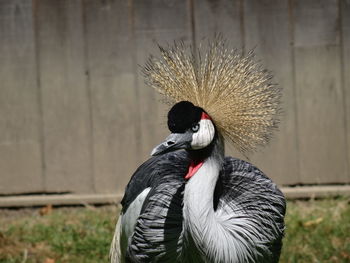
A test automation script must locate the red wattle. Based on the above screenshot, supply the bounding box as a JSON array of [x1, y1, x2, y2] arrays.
[[185, 160, 204, 180]]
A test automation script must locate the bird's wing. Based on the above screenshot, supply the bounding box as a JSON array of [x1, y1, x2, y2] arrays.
[[213, 157, 286, 263], [117, 150, 190, 262], [120, 150, 189, 213], [111, 155, 170, 262]]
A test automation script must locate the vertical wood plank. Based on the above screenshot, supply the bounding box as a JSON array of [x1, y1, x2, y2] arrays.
[[244, 0, 299, 185], [341, 0, 350, 183], [133, 0, 192, 159], [193, 0, 243, 48], [83, 0, 140, 193], [0, 0, 43, 194], [35, 0, 94, 193], [293, 0, 348, 184]]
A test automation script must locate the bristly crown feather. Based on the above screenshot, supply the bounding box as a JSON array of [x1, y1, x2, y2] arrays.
[[142, 37, 281, 154]]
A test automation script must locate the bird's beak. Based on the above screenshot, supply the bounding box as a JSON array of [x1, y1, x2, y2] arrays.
[[151, 132, 192, 156]]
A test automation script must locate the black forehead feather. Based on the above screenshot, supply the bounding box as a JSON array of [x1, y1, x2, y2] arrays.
[[167, 101, 203, 133]]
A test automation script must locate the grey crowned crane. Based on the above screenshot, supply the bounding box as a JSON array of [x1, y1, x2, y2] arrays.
[[110, 39, 286, 263]]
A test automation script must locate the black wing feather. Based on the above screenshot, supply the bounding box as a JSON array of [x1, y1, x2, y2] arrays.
[[121, 150, 190, 213], [124, 150, 190, 262]]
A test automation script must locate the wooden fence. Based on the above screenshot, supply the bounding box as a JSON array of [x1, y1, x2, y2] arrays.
[[1, 0, 350, 196]]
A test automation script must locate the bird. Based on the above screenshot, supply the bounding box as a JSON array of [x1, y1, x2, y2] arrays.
[[110, 38, 286, 263]]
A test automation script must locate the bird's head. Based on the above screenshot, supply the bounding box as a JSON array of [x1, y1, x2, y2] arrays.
[[151, 101, 216, 156]]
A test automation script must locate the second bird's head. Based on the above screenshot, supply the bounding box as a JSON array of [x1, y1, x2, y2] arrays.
[[151, 101, 217, 156]]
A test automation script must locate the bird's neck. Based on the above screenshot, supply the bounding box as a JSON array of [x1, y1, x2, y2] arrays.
[[182, 136, 225, 255]]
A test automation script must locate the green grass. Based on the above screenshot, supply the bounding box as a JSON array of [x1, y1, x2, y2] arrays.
[[0, 206, 119, 263], [280, 197, 350, 263], [0, 198, 349, 263]]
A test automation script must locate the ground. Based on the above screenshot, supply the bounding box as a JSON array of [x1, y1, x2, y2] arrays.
[[0, 197, 349, 263]]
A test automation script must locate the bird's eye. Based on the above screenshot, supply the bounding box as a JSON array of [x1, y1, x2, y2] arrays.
[[191, 123, 200, 132]]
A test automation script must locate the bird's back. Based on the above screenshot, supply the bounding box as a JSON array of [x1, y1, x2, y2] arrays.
[[213, 157, 286, 262]]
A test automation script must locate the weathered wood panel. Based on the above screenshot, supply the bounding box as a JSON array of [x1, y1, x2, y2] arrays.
[[244, 0, 299, 184], [35, 0, 94, 193], [133, 0, 193, 160], [83, 0, 140, 193], [1, 0, 350, 198], [293, 0, 348, 183], [193, 0, 243, 48], [342, 0, 350, 183], [0, 0, 43, 194]]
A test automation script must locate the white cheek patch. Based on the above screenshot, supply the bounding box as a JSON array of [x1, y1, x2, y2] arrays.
[[191, 119, 215, 149]]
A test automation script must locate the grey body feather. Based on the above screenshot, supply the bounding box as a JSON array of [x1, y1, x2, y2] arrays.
[[110, 146, 285, 263]]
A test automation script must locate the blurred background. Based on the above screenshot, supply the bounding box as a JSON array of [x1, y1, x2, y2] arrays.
[[0, 0, 350, 201]]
